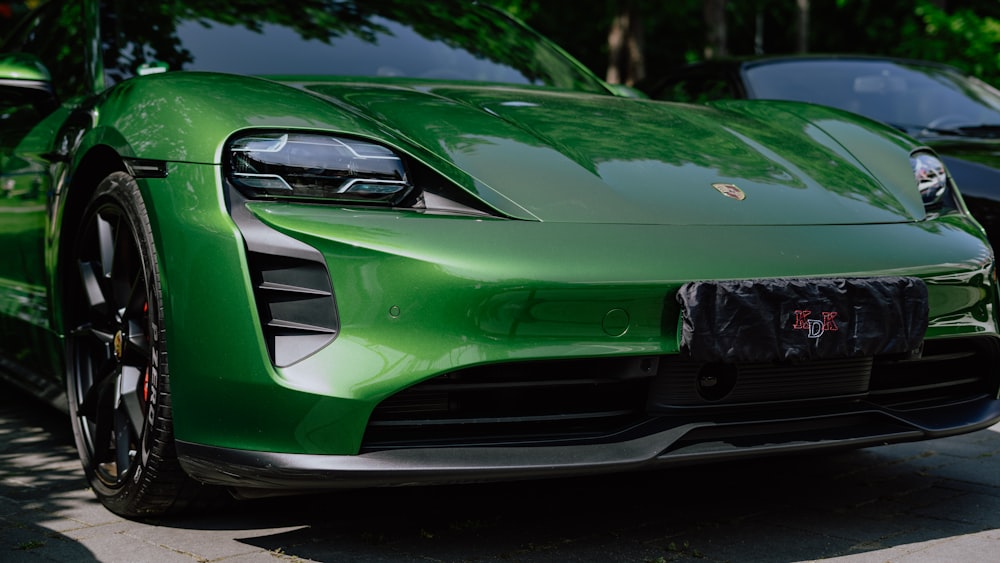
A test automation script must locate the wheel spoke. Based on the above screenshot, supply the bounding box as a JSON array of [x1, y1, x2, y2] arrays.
[[78, 260, 111, 317], [96, 211, 116, 279], [73, 322, 116, 346], [88, 368, 120, 465], [119, 365, 146, 437], [124, 327, 150, 367], [110, 220, 137, 310], [78, 359, 116, 419], [114, 407, 132, 480], [122, 271, 151, 366], [124, 268, 148, 319]]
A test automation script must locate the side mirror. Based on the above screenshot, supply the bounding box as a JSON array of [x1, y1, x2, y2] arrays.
[[0, 52, 56, 110]]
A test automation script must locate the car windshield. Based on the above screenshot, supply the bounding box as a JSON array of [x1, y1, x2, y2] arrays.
[[744, 59, 1000, 138], [99, 0, 608, 94]]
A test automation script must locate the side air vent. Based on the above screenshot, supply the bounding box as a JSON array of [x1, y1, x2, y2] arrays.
[[247, 252, 339, 367], [226, 183, 340, 368]]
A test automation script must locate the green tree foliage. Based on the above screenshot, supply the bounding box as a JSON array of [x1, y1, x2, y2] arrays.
[[485, 0, 1000, 87], [807, 0, 1000, 84], [898, 1, 1000, 85], [2, 1, 998, 87]]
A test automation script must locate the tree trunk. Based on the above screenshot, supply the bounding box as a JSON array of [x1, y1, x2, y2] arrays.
[[703, 0, 727, 59], [796, 0, 810, 53], [606, 0, 645, 86]]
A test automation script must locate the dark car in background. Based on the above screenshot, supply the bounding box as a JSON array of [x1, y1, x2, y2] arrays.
[[648, 55, 1000, 246]]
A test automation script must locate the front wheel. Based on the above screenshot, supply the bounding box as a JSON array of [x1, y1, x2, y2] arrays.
[[66, 171, 217, 517]]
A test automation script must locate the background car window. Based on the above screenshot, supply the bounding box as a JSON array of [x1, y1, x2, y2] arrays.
[[745, 60, 1000, 132]]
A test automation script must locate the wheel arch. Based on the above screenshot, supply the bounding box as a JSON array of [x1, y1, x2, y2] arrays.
[[53, 145, 128, 337]]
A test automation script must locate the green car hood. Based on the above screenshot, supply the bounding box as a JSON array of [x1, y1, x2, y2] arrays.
[[97, 74, 926, 226], [297, 83, 926, 225]]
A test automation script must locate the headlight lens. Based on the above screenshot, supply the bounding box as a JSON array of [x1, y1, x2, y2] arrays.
[[228, 133, 412, 204], [910, 152, 949, 209]]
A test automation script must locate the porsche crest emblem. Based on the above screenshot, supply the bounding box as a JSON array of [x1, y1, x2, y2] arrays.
[[711, 183, 746, 201], [114, 331, 124, 360]]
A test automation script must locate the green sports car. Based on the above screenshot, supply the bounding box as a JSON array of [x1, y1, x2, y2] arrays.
[[2, 0, 999, 518]]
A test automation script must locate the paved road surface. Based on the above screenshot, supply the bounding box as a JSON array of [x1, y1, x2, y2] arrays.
[[2, 381, 999, 562]]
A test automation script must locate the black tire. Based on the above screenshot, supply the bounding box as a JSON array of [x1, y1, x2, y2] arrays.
[[67, 171, 218, 517]]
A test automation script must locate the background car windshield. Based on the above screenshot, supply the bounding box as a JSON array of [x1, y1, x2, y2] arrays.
[[101, 0, 607, 93], [744, 60, 1000, 134]]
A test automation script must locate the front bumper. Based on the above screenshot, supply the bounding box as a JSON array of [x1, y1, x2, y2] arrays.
[[176, 393, 1000, 494]]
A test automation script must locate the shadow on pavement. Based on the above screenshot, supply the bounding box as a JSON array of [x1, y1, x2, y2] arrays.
[[210, 441, 1000, 561], [0, 382, 98, 561], [3, 376, 1000, 561]]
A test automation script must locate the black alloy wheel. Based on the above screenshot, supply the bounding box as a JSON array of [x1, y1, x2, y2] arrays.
[[67, 171, 212, 517]]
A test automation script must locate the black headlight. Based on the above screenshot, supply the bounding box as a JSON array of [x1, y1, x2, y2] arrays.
[[227, 132, 412, 205]]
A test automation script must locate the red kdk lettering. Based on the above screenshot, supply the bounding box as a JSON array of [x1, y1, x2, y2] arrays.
[[822, 311, 839, 332], [792, 310, 840, 339], [793, 310, 812, 330]]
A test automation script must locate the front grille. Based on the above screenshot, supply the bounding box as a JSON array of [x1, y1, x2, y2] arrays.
[[361, 336, 1000, 451], [868, 337, 1000, 410], [648, 356, 873, 411], [363, 357, 657, 450]]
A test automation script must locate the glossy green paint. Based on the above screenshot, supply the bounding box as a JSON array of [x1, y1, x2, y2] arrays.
[[0, 81, 72, 390], [131, 164, 371, 455], [300, 84, 929, 225], [145, 160, 995, 453], [0, 64, 995, 453], [0, 53, 51, 82], [92, 73, 934, 226], [0, 12, 997, 456]]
